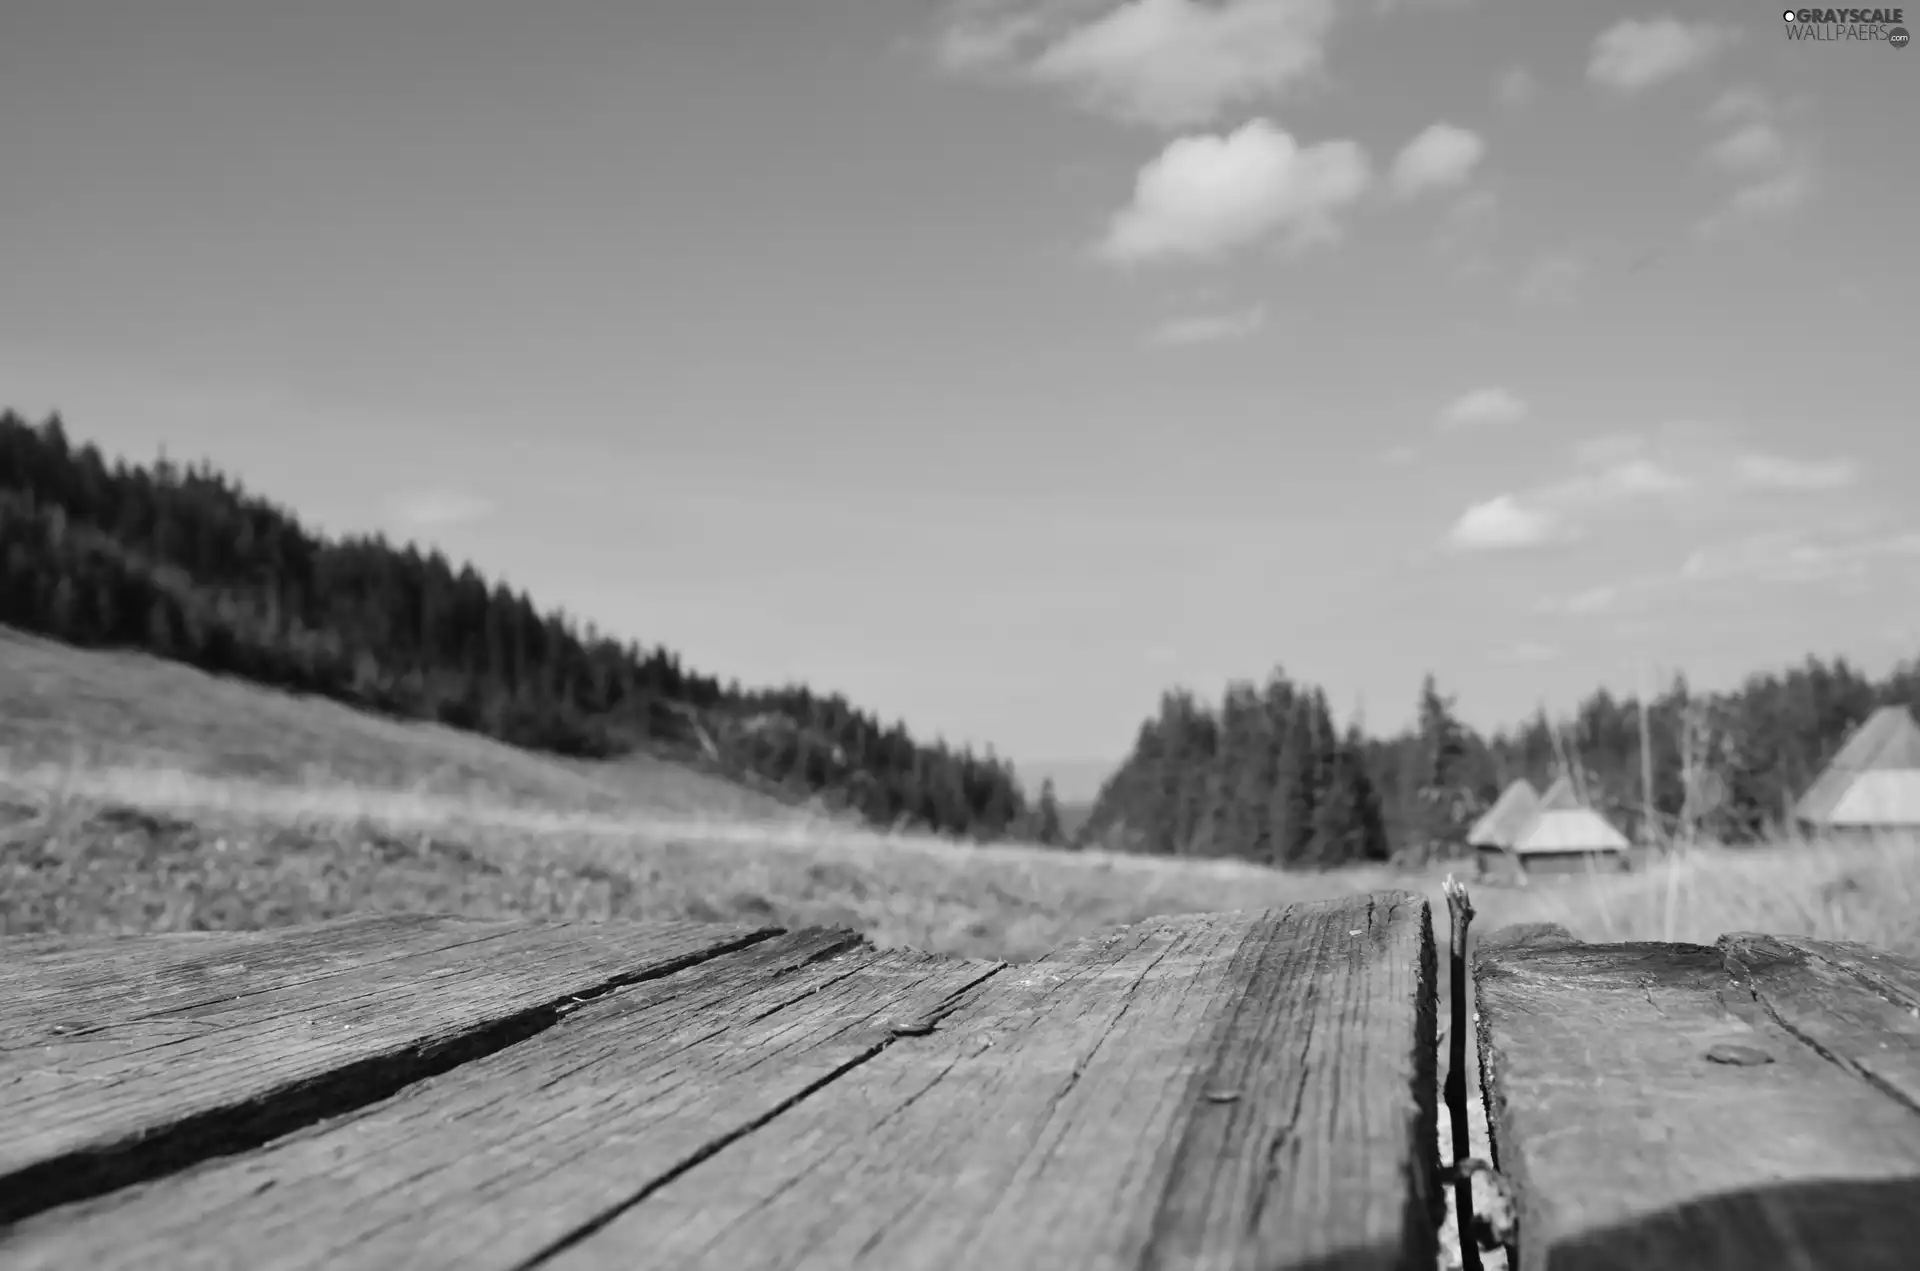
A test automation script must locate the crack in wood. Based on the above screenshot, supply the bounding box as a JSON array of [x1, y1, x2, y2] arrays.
[[0, 928, 781, 1227], [507, 960, 1008, 1270]]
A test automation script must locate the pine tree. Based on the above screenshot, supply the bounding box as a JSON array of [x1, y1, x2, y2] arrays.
[[1270, 695, 1320, 867], [1310, 722, 1391, 866], [1035, 778, 1063, 846], [1231, 674, 1294, 862], [1414, 673, 1471, 861]]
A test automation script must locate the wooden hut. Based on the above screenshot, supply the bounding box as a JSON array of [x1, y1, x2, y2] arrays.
[[1794, 704, 1920, 835], [1481, 776, 1631, 883], [1470, 779, 1539, 880]]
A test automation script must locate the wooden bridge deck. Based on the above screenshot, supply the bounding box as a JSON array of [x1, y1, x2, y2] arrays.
[[0, 893, 1438, 1271]]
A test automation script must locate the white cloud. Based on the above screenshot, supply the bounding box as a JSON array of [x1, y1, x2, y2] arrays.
[[1535, 525, 1920, 617], [1588, 18, 1735, 93], [1494, 66, 1537, 108], [1148, 303, 1268, 344], [934, 0, 1061, 69], [1697, 87, 1818, 232], [1557, 431, 1696, 503], [1680, 532, 1801, 582], [1437, 385, 1527, 429], [1678, 527, 1909, 586], [1580, 457, 1692, 498], [1098, 118, 1371, 264], [1534, 578, 1659, 617], [1447, 495, 1556, 550], [1388, 123, 1487, 199], [1707, 122, 1788, 173], [1444, 434, 1698, 552], [1514, 251, 1587, 306], [1571, 432, 1647, 466], [940, 0, 1339, 129], [1708, 85, 1772, 123], [1732, 452, 1858, 491], [1715, 165, 1816, 225], [387, 490, 493, 530]]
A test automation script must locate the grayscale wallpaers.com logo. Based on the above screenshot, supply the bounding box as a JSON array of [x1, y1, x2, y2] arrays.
[[1783, 7, 1910, 45]]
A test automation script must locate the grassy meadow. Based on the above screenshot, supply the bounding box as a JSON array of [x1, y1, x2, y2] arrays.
[[5, 625, 1920, 963]]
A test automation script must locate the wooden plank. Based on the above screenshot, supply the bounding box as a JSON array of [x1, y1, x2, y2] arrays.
[[0, 928, 1004, 1271], [1476, 930, 1920, 1271], [0, 916, 776, 1223], [551, 891, 1435, 1270], [1721, 933, 1920, 1111], [0, 914, 520, 1027]]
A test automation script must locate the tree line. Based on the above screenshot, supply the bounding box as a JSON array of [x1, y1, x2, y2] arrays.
[[1073, 672, 1392, 866], [9, 408, 1910, 866], [1078, 658, 1920, 863], [0, 411, 1063, 842]]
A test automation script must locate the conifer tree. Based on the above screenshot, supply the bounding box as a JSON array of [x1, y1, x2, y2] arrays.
[[1034, 778, 1064, 846]]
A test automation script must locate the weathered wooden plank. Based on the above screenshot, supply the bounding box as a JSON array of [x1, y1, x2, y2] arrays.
[[1722, 933, 1920, 1112], [0, 914, 520, 1028], [0, 916, 775, 1223], [551, 891, 1436, 1270], [1476, 930, 1920, 1271], [0, 928, 1004, 1271]]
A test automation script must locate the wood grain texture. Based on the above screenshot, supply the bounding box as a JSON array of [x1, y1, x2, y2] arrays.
[[1476, 934, 1920, 1271], [0, 928, 1004, 1271], [1721, 933, 1920, 1111], [548, 891, 1436, 1271], [1, 914, 517, 1031], [0, 916, 774, 1223]]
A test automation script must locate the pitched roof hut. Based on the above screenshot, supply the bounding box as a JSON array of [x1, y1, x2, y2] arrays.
[[1468, 779, 1540, 849], [1795, 704, 1920, 829], [1511, 775, 1632, 855]]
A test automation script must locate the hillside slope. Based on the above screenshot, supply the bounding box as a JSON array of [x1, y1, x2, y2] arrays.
[[0, 624, 1410, 957], [0, 625, 804, 822], [0, 410, 1037, 839]]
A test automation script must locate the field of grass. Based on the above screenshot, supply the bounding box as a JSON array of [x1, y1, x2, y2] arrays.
[[0, 630, 1403, 955], [6, 625, 1919, 962], [0, 625, 801, 822]]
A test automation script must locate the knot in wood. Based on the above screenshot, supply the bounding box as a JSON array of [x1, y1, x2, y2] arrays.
[[1703, 1043, 1774, 1066]]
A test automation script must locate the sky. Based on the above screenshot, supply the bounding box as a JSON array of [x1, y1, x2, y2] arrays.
[[4, 1, 1917, 801]]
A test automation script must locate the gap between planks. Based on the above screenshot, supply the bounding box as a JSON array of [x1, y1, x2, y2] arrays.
[[0, 917, 787, 1224]]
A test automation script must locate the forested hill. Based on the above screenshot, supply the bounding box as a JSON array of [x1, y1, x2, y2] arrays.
[[1082, 659, 1920, 864], [0, 411, 1053, 841]]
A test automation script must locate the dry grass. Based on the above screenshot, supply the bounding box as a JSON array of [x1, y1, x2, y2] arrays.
[[0, 625, 797, 820], [1469, 835, 1920, 957], [5, 626, 1917, 966], [0, 757, 1410, 958], [0, 630, 1405, 957]]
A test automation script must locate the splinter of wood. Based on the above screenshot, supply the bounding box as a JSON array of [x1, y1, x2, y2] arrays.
[[1443, 875, 1484, 1271]]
